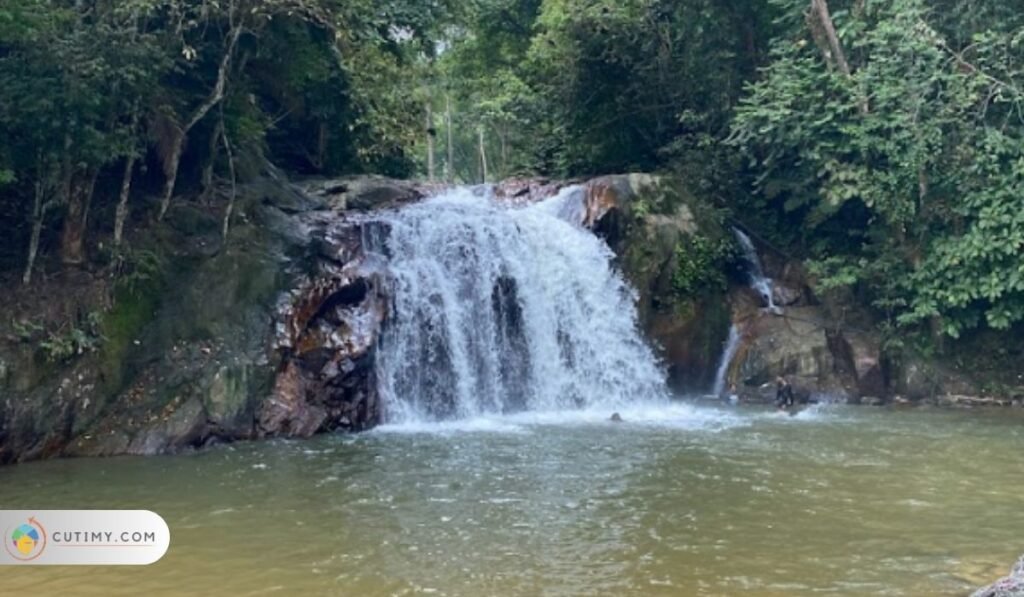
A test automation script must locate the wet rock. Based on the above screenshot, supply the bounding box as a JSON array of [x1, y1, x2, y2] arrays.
[[493, 177, 569, 205], [580, 174, 731, 393], [731, 305, 857, 403], [203, 365, 265, 437], [0, 173, 414, 465], [126, 397, 207, 455], [771, 283, 803, 307], [759, 256, 815, 308], [971, 555, 1024, 597], [580, 173, 663, 230], [894, 355, 980, 402], [261, 216, 389, 436], [259, 364, 329, 437], [302, 176, 426, 212], [937, 395, 1013, 408]]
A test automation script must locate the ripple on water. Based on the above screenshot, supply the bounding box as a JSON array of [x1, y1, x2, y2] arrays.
[[0, 403, 1022, 597]]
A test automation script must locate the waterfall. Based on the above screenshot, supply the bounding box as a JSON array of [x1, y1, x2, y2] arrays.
[[734, 228, 779, 312], [707, 228, 778, 397], [365, 186, 667, 423], [711, 324, 741, 397]]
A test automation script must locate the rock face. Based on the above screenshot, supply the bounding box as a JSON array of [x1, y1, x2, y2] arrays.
[[578, 174, 733, 393], [720, 239, 995, 405], [0, 174, 423, 464], [1, 170, 1006, 465], [725, 302, 886, 404], [260, 214, 389, 436], [0, 185, 302, 462]]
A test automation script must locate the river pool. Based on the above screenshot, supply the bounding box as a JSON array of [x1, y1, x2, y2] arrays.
[[2, 403, 1022, 596]]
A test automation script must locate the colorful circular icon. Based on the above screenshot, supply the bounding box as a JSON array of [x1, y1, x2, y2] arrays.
[[6, 519, 46, 561]]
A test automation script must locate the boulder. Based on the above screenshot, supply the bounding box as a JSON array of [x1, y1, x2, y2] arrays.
[[725, 304, 896, 404], [493, 177, 570, 204], [771, 283, 803, 307], [302, 176, 427, 212], [971, 555, 1024, 597], [732, 306, 845, 402], [894, 353, 980, 402]]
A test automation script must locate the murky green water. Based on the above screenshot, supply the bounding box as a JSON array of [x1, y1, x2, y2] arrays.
[[2, 404, 1022, 596]]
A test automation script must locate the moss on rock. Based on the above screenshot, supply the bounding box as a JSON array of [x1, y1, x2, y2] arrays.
[[583, 174, 736, 393]]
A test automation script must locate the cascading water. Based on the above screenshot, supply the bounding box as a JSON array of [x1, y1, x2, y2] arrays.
[[706, 229, 779, 396], [711, 324, 741, 397], [365, 186, 668, 423], [734, 228, 779, 312]]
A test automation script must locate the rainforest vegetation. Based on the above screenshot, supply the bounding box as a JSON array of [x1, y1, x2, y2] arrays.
[[1, 0, 1023, 350]]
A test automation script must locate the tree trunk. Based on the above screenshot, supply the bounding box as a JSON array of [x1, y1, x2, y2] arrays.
[[809, 0, 852, 77], [201, 118, 224, 202], [220, 114, 237, 239], [60, 168, 98, 266], [24, 217, 44, 285], [158, 7, 243, 220], [157, 129, 186, 220], [113, 153, 138, 247], [499, 127, 508, 178], [446, 94, 454, 182], [316, 121, 327, 170], [426, 101, 436, 182], [115, 105, 141, 246], [478, 127, 489, 184], [809, 0, 869, 115], [23, 164, 54, 285]]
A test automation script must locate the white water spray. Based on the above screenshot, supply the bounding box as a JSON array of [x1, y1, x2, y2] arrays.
[[711, 324, 741, 397], [366, 186, 668, 423], [734, 228, 779, 312]]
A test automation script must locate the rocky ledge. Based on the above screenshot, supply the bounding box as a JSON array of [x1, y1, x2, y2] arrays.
[[972, 555, 1024, 597]]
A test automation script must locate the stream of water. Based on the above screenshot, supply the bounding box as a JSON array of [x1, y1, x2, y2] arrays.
[[734, 228, 777, 312], [2, 404, 1022, 595], [711, 325, 741, 398]]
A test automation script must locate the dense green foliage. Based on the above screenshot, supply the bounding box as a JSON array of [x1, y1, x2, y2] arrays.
[[431, 0, 775, 180], [3, 0, 1023, 351], [730, 0, 1024, 340], [0, 0, 452, 274]]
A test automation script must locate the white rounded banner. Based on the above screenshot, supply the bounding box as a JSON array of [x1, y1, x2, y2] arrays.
[[1, 510, 169, 565]]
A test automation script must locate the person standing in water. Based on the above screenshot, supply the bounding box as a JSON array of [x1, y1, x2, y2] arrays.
[[775, 376, 794, 409]]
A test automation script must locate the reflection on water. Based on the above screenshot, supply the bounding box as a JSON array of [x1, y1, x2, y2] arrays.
[[1, 403, 1022, 596]]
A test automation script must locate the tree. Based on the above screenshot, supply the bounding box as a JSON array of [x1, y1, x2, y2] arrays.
[[731, 0, 1024, 339], [156, 0, 245, 221]]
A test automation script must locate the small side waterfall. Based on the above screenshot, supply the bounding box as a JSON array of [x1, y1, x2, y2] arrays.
[[707, 229, 779, 396], [711, 324, 741, 397], [365, 186, 667, 423], [734, 228, 779, 312]]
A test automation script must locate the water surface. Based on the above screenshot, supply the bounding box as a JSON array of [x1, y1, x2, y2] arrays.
[[2, 403, 1022, 596]]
